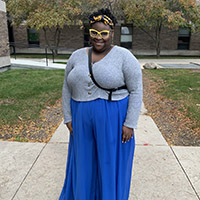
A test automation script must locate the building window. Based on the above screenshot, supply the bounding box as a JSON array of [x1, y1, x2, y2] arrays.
[[178, 28, 190, 50], [120, 26, 133, 49], [27, 28, 40, 47]]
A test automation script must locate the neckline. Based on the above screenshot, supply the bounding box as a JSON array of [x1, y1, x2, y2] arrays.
[[86, 45, 116, 65]]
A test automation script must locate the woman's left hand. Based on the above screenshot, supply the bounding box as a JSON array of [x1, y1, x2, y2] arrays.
[[122, 126, 133, 143]]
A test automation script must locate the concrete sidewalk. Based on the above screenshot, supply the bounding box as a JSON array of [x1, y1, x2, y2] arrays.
[[0, 58, 200, 200], [0, 103, 200, 200], [10, 58, 66, 70], [9, 57, 200, 70], [138, 58, 200, 66]]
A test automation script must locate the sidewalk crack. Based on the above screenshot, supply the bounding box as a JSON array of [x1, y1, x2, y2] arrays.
[[170, 146, 200, 200], [11, 143, 47, 200]]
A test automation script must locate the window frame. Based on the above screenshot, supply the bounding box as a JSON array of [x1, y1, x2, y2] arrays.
[[177, 27, 191, 50], [27, 28, 40, 47], [120, 25, 133, 49]]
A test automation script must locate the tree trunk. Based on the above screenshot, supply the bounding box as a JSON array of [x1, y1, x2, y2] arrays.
[[51, 26, 62, 56], [156, 39, 161, 58], [155, 20, 162, 58], [43, 27, 62, 56], [43, 27, 50, 47], [53, 27, 59, 56], [56, 28, 61, 54]]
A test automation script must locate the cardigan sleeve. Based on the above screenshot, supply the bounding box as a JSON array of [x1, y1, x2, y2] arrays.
[[62, 55, 73, 124], [122, 50, 143, 129]]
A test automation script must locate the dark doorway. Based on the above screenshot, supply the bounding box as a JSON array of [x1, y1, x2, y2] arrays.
[[7, 20, 14, 43]]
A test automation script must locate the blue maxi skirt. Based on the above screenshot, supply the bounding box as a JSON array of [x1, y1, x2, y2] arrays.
[[59, 97, 135, 200]]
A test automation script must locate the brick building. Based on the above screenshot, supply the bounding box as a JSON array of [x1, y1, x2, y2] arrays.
[[8, 20, 200, 56], [0, 0, 10, 68]]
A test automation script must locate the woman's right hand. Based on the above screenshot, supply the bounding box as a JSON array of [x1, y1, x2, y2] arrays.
[[66, 121, 73, 135]]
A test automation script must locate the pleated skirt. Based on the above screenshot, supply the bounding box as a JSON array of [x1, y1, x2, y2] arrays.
[[59, 97, 135, 200]]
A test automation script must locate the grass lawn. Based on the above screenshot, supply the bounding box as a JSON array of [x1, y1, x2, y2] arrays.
[[144, 69, 200, 128], [54, 61, 67, 64], [0, 69, 65, 126], [136, 56, 200, 59], [11, 54, 70, 59]]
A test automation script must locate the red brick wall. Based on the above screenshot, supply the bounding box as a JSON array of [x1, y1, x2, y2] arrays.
[[113, 26, 121, 46], [133, 27, 156, 50], [132, 27, 179, 50], [39, 25, 84, 49], [12, 24, 200, 52], [190, 33, 200, 50], [13, 25, 28, 46], [160, 28, 178, 50]]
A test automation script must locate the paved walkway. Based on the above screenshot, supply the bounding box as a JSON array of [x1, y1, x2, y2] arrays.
[[138, 58, 200, 68], [10, 58, 66, 70], [8, 57, 200, 70], [0, 58, 200, 200]]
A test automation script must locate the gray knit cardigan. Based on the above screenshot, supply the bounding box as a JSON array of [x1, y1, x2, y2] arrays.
[[62, 45, 143, 129]]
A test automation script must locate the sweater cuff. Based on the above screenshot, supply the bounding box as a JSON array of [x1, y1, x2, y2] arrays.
[[63, 117, 72, 124], [123, 121, 137, 129]]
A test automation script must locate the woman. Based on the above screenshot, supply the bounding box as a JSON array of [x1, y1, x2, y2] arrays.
[[59, 8, 143, 200]]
